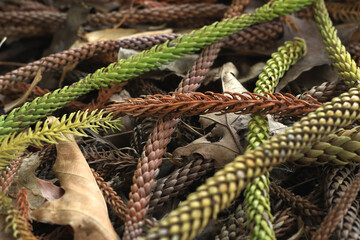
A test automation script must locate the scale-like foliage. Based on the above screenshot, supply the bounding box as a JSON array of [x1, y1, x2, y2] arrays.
[[0, 0, 315, 137]]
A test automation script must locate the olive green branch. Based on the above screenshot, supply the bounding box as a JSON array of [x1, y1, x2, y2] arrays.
[[244, 38, 306, 240], [314, 0, 360, 87]]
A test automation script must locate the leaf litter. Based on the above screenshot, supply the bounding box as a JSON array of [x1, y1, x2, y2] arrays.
[[173, 62, 286, 168], [32, 128, 119, 240]]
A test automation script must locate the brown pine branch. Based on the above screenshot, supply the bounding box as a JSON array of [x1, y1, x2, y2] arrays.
[[16, 187, 32, 231], [312, 169, 360, 240], [270, 182, 324, 223], [91, 169, 128, 221], [107, 91, 321, 118], [326, 2, 360, 23], [147, 158, 214, 216], [0, 158, 22, 193]]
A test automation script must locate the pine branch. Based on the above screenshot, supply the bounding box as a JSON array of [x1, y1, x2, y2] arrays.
[[0, 110, 121, 170], [0, 0, 315, 138], [107, 91, 320, 118], [314, 0, 360, 87], [0, 192, 37, 240]]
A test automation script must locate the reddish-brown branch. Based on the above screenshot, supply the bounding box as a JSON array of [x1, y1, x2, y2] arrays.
[[123, 42, 223, 239], [91, 169, 128, 221], [0, 4, 227, 37], [0, 21, 282, 89], [270, 182, 324, 224], [0, 158, 22, 193], [16, 187, 32, 230], [107, 91, 321, 118], [123, 1, 279, 237], [147, 158, 214, 216]]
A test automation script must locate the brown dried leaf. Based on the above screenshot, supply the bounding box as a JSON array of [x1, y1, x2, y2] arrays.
[[32, 133, 119, 240], [8, 153, 46, 210]]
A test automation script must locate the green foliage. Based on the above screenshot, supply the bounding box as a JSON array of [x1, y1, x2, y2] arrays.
[[244, 38, 306, 240], [0, 110, 121, 170], [314, 0, 360, 86], [0, 0, 315, 137], [0, 1, 332, 239]]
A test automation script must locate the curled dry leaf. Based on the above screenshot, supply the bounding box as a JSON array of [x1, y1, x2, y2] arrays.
[[275, 16, 358, 91], [32, 133, 119, 240], [8, 153, 46, 210]]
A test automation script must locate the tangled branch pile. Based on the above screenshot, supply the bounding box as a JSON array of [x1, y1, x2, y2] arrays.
[[1, 0, 360, 240]]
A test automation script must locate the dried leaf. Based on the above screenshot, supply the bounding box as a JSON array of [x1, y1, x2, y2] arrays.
[[238, 62, 266, 83], [8, 153, 46, 210], [117, 48, 140, 60], [159, 55, 199, 76], [32, 133, 119, 240], [36, 178, 64, 202], [44, 2, 89, 55], [0, 37, 6, 48], [276, 16, 336, 90]]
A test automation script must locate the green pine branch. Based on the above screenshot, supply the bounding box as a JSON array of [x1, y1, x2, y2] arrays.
[[314, 0, 360, 86], [244, 38, 306, 240], [0, 0, 315, 137]]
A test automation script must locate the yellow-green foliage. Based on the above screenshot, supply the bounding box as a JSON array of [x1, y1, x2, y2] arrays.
[[0, 110, 121, 170], [0, 192, 36, 240]]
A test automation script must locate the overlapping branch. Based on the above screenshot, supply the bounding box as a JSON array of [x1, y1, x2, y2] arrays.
[[107, 91, 321, 118]]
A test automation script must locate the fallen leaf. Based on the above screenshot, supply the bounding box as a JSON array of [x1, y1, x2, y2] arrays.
[[238, 62, 266, 83], [8, 153, 46, 210], [159, 54, 199, 76], [36, 178, 64, 202], [0, 37, 6, 48], [44, 2, 89, 55], [117, 48, 140, 60], [32, 132, 119, 240]]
